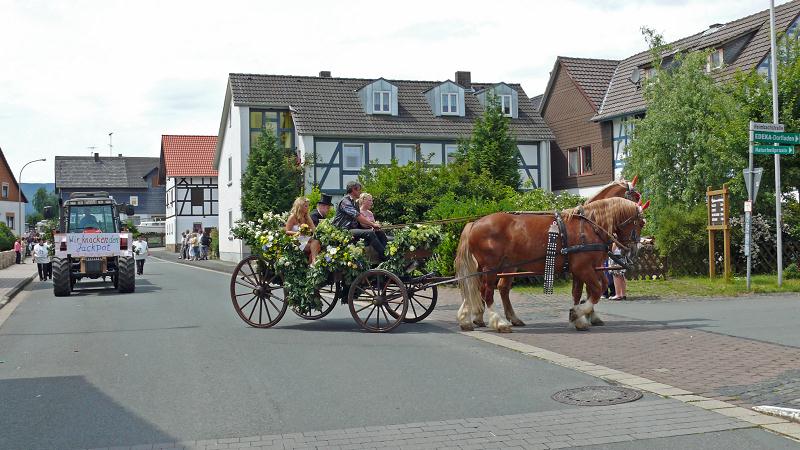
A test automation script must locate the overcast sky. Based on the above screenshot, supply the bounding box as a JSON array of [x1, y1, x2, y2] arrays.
[[0, 0, 790, 183]]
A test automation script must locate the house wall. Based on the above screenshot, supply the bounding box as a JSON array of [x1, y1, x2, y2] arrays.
[[0, 200, 23, 235], [610, 116, 635, 180], [218, 103, 247, 262], [57, 188, 164, 223], [543, 65, 613, 191], [0, 158, 25, 234], [306, 138, 543, 196], [165, 176, 218, 251]]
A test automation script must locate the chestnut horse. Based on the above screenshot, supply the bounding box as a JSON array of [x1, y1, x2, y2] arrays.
[[477, 178, 642, 329], [456, 197, 647, 333]]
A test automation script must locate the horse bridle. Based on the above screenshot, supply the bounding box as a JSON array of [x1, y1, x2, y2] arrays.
[[577, 208, 644, 253]]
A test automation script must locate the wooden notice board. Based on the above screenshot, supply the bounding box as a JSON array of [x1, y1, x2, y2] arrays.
[[706, 184, 731, 280]]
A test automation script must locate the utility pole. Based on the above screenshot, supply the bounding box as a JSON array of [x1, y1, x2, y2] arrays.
[[108, 132, 113, 157], [769, 0, 783, 286]]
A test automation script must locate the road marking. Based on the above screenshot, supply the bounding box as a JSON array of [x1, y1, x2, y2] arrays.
[[461, 330, 800, 443]]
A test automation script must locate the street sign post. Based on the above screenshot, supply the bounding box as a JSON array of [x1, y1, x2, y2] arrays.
[[743, 167, 763, 201], [752, 131, 800, 145], [753, 145, 795, 155], [751, 122, 785, 132]]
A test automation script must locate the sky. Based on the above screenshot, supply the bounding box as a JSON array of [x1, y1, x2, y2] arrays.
[[0, 0, 791, 183]]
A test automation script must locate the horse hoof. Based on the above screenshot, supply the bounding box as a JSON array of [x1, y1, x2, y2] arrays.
[[497, 325, 512, 333], [568, 309, 578, 323], [460, 323, 475, 331], [575, 316, 591, 331], [590, 318, 605, 326], [511, 319, 525, 327], [473, 320, 487, 328]]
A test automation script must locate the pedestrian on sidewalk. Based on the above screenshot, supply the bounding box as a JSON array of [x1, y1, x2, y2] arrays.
[[189, 232, 200, 260], [200, 231, 211, 260], [14, 238, 22, 264], [133, 235, 150, 275], [44, 239, 53, 280], [178, 231, 187, 259], [33, 239, 49, 281], [609, 243, 627, 300]]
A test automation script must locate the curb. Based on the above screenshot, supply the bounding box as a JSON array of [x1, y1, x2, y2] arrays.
[[150, 254, 235, 276], [0, 272, 37, 310], [462, 331, 800, 443]]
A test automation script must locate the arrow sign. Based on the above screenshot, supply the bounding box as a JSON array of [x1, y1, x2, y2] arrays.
[[744, 167, 763, 201], [753, 145, 795, 155], [753, 131, 800, 145]]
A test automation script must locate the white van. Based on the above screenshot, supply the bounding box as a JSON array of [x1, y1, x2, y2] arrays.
[[138, 220, 165, 234]]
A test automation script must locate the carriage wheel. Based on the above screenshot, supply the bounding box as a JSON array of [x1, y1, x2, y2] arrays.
[[394, 284, 438, 323], [292, 281, 338, 320], [230, 256, 288, 328], [347, 269, 408, 333]]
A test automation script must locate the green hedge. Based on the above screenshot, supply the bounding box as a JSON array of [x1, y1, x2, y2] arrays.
[[0, 223, 15, 251]]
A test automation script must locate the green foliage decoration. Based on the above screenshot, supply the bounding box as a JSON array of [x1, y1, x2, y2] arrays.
[[379, 224, 441, 275]]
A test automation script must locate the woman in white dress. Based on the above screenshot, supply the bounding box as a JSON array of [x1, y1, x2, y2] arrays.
[[285, 197, 321, 264]]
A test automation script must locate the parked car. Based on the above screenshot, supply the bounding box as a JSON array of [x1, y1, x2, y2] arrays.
[[138, 220, 165, 234]]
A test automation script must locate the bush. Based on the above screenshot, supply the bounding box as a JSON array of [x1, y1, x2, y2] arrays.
[[784, 262, 800, 279], [653, 203, 708, 275], [0, 223, 15, 251]]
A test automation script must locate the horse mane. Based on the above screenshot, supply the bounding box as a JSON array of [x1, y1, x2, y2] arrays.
[[564, 197, 639, 234], [584, 180, 628, 204]]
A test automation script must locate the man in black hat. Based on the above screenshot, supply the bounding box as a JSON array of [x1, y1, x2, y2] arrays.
[[332, 181, 386, 260], [310, 193, 334, 226]]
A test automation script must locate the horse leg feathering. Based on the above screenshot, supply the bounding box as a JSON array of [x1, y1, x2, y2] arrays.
[[499, 276, 524, 326], [456, 223, 481, 331]]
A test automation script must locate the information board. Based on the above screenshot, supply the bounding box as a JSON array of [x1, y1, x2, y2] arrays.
[[709, 194, 726, 226]]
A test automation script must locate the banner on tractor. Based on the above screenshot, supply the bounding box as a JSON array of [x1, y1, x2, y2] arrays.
[[56, 233, 127, 257]]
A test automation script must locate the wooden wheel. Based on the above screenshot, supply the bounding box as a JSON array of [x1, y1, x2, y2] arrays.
[[230, 256, 287, 328], [400, 284, 438, 323], [347, 269, 408, 333], [292, 280, 339, 320]]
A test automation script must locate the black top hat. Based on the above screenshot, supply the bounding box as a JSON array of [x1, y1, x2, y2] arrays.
[[317, 193, 333, 206]]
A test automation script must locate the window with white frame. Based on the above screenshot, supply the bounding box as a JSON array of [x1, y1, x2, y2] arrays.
[[129, 196, 139, 207], [441, 93, 458, 114], [373, 91, 390, 113], [228, 209, 233, 228], [227, 155, 233, 184], [394, 144, 416, 166], [1, 183, 7, 199], [568, 146, 592, 176], [707, 49, 723, 71], [500, 95, 512, 116], [445, 144, 459, 165], [6, 214, 13, 230], [342, 144, 364, 170]]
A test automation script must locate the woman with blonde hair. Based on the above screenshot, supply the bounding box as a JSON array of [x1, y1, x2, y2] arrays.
[[357, 192, 388, 249], [285, 197, 321, 264]]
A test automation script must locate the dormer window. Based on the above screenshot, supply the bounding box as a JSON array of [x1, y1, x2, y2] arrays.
[[373, 91, 391, 113], [442, 93, 458, 114], [500, 95, 512, 116], [707, 49, 723, 72]]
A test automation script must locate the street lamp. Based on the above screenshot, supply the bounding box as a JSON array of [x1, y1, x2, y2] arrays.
[[18, 158, 46, 236]]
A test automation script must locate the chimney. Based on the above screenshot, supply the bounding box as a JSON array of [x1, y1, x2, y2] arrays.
[[319, 71, 331, 78], [94, 153, 99, 162], [118, 153, 122, 157], [455, 71, 471, 89]]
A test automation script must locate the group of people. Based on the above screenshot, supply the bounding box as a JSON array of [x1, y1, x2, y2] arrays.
[[284, 181, 388, 265], [178, 230, 212, 261]]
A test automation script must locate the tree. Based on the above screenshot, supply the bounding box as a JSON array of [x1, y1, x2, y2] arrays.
[[457, 94, 521, 190], [241, 131, 302, 220], [26, 212, 43, 228], [623, 29, 745, 219], [32, 187, 59, 215]]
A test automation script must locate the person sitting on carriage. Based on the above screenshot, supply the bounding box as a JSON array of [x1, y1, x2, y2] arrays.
[[310, 193, 333, 226], [285, 197, 322, 264], [332, 181, 387, 261], [357, 192, 389, 248]]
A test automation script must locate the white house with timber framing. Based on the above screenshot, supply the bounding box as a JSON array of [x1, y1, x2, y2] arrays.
[[160, 135, 219, 252], [213, 71, 555, 262]]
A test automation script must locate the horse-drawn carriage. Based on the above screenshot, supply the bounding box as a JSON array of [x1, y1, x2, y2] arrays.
[[230, 245, 441, 333], [229, 178, 648, 334]]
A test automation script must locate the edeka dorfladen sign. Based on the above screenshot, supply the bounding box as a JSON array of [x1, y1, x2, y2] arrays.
[[65, 233, 121, 256], [752, 130, 800, 145]]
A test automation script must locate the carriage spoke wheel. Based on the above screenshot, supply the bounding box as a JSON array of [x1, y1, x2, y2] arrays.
[[348, 269, 408, 333], [292, 281, 338, 320], [388, 284, 438, 323], [230, 256, 288, 328]]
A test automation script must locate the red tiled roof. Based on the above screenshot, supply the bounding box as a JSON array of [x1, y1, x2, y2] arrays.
[[161, 135, 218, 177]]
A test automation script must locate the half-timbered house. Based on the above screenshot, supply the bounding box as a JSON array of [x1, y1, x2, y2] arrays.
[[160, 135, 218, 252], [213, 71, 554, 262]]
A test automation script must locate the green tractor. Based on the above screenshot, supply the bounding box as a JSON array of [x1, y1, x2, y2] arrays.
[[44, 192, 136, 296]]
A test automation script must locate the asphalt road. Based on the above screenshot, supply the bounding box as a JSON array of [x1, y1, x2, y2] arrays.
[[0, 259, 795, 449], [600, 295, 800, 347]]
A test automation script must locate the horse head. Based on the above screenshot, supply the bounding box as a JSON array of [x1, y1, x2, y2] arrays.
[[585, 177, 641, 204], [581, 197, 647, 258]]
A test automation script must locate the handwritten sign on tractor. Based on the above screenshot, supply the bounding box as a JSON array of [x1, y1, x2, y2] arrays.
[[66, 233, 121, 256]]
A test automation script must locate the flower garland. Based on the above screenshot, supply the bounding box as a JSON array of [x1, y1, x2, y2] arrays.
[[231, 213, 441, 315]]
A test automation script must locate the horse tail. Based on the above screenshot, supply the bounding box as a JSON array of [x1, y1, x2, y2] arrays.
[[456, 222, 482, 330]]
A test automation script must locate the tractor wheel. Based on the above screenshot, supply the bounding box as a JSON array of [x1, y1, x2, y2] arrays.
[[52, 257, 72, 297], [117, 256, 136, 293]]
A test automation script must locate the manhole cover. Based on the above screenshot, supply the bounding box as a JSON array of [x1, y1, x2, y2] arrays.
[[552, 386, 643, 406]]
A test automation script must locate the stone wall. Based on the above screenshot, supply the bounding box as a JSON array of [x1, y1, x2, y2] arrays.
[[0, 250, 16, 269]]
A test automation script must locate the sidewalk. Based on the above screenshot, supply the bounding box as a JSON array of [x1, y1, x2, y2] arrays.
[[149, 248, 237, 274], [0, 256, 38, 309]]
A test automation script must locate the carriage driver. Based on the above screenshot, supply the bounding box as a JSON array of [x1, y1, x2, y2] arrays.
[[332, 181, 387, 261]]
